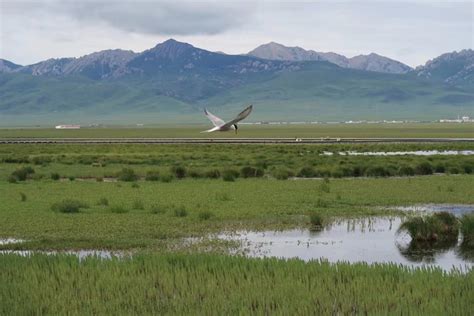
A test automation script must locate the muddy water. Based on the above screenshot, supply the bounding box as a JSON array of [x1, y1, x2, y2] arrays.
[[218, 217, 473, 272]]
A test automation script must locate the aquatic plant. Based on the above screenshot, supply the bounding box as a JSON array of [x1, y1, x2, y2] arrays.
[[460, 213, 474, 247], [309, 212, 324, 227], [398, 212, 459, 242], [1, 253, 471, 315]]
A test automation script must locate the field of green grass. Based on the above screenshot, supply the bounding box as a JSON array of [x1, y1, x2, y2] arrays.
[[1, 123, 473, 138], [1, 176, 473, 250], [1, 141, 473, 314], [2, 254, 472, 315]]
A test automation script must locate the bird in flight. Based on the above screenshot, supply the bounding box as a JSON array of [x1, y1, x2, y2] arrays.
[[202, 105, 253, 133]]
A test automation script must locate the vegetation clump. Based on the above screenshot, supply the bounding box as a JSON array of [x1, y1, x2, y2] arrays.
[[150, 204, 166, 214], [272, 168, 293, 180], [51, 199, 89, 213], [240, 166, 264, 178], [97, 197, 109, 206], [132, 199, 145, 210], [117, 168, 138, 182], [9, 166, 35, 182], [309, 212, 324, 228], [460, 213, 474, 248], [19, 192, 27, 202], [205, 169, 221, 179], [198, 210, 214, 221], [109, 205, 129, 214], [222, 169, 239, 182], [398, 212, 459, 242], [50, 172, 60, 180], [160, 174, 174, 183], [174, 206, 188, 217], [171, 166, 187, 179]]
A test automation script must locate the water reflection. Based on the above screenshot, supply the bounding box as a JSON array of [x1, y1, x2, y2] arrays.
[[218, 217, 473, 272]]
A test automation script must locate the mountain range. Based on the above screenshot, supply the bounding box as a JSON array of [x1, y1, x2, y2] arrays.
[[0, 39, 473, 126]]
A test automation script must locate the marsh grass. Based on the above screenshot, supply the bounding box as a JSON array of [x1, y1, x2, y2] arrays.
[[460, 214, 474, 247], [150, 204, 166, 214], [398, 212, 459, 242], [309, 212, 324, 227], [109, 205, 129, 214], [174, 206, 188, 217], [198, 210, 214, 221], [0, 253, 471, 315], [97, 197, 109, 206], [132, 199, 145, 210], [117, 168, 138, 182], [51, 199, 89, 213]]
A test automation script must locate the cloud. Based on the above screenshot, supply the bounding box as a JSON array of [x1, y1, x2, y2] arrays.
[[3, 0, 255, 36]]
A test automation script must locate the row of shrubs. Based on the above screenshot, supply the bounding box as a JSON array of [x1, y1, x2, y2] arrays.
[[50, 198, 214, 220], [6, 160, 473, 183]]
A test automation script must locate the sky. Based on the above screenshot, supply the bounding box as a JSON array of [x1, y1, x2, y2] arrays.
[[1, 0, 473, 67]]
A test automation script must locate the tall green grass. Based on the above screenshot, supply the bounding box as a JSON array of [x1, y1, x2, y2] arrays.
[[0, 253, 472, 315]]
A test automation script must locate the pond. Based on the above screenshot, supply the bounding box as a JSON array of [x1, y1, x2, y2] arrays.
[[321, 150, 474, 156], [218, 217, 473, 272]]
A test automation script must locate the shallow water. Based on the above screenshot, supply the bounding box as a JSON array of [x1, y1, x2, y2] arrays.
[[218, 217, 473, 272], [321, 150, 474, 156], [389, 204, 474, 216]]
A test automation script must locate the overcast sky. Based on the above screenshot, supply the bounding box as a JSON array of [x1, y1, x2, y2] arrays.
[[1, 0, 472, 67]]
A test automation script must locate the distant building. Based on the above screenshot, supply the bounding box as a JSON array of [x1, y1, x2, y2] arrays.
[[55, 125, 81, 129]]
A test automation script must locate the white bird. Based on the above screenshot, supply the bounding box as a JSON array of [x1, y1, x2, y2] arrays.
[[202, 105, 253, 134]]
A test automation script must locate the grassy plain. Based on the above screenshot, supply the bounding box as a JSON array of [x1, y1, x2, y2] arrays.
[[1, 141, 473, 314], [1, 254, 472, 315], [1, 176, 473, 250], [0, 123, 473, 138]]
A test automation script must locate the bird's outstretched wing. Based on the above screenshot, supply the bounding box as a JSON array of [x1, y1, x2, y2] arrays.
[[204, 108, 225, 127], [221, 105, 253, 128]]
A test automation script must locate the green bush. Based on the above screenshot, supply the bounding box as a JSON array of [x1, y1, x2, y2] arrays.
[[145, 170, 160, 181], [109, 205, 129, 214], [415, 162, 433, 175], [309, 212, 324, 227], [19, 192, 27, 202], [297, 166, 316, 178], [51, 199, 89, 213], [7, 175, 17, 183], [222, 169, 239, 182], [272, 168, 293, 180], [174, 206, 188, 217], [117, 168, 138, 182], [365, 166, 390, 177], [460, 214, 474, 247], [97, 197, 109, 206], [131, 183, 140, 188], [132, 200, 145, 210], [172, 166, 187, 179], [10, 166, 35, 181], [51, 172, 61, 180], [150, 204, 166, 214], [160, 174, 174, 183], [398, 166, 415, 176], [198, 211, 214, 221], [205, 169, 221, 179], [398, 212, 459, 242], [188, 169, 203, 179], [240, 166, 264, 178]]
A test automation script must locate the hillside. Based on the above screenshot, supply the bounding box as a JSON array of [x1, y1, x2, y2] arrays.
[[248, 42, 412, 74], [0, 40, 473, 125]]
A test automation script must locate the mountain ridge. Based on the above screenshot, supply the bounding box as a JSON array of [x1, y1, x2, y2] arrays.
[[248, 42, 412, 74]]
